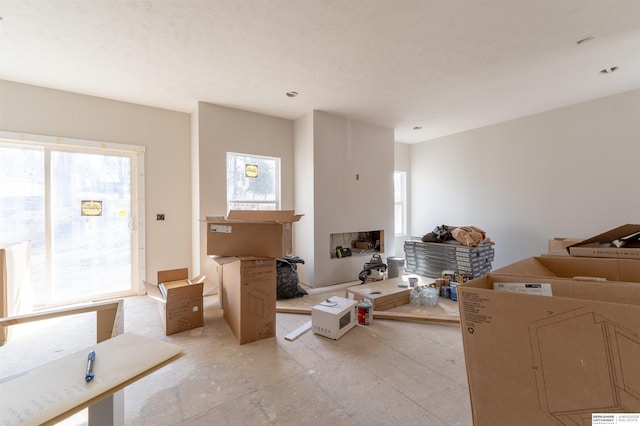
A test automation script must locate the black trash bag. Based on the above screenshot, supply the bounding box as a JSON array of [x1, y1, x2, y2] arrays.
[[421, 232, 439, 242], [276, 256, 308, 300], [423, 225, 455, 242]]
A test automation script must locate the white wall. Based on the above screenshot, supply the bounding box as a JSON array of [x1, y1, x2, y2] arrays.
[[0, 80, 192, 287], [295, 111, 395, 287], [410, 89, 640, 269], [293, 112, 316, 284], [196, 102, 295, 284], [394, 142, 411, 256]]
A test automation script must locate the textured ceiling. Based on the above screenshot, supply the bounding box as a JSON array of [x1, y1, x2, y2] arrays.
[[1, 0, 639, 143]]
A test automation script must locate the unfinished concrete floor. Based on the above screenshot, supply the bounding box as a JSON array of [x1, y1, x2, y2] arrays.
[[0, 293, 473, 425]]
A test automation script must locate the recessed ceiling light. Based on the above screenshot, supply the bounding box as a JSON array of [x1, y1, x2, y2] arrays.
[[286, 91, 299, 97], [600, 67, 619, 74], [413, 126, 422, 130]]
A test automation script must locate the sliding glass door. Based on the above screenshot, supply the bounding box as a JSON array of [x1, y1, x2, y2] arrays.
[[0, 135, 142, 308]]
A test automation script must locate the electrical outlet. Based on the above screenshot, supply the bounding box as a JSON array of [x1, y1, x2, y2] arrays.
[[156, 214, 165, 221]]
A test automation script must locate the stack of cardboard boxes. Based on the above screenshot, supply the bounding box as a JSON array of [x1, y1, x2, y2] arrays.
[[206, 210, 302, 344], [458, 224, 640, 425]]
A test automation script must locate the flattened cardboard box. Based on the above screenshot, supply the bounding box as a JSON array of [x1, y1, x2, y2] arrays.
[[144, 268, 204, 336], [492, 256, 640, 284], [567, 224, 640, 259], [345, 277, 411, 311], [220, 257, 276, 344], [458, 273, 640, 426], [205, 210, 303, 258]]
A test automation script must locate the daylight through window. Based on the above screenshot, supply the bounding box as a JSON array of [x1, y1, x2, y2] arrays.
[[226, 152, 280, 212]]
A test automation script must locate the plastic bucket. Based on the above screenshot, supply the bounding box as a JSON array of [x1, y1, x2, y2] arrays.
[[387, 257, 405, 278]]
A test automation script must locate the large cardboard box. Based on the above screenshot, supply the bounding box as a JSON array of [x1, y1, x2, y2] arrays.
[[458, 273, 640, 426], [345, 277, 411, 311], [492, 255, 640, 283], [567, 224, 640, 259], [206, 210, 303, 258], [144, 268, 204, 336], [219, 257, 276, 344], [312, 296, 358, 340]]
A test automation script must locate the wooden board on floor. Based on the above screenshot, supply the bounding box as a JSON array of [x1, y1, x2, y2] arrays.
[[276, 286, 460, 324], [345, 277, 411, 311], [0, 332, 183, 425]]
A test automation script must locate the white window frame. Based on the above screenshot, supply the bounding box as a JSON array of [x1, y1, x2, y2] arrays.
[[226, 152, 281, 212], [394, 171, 407, 236], [0, 130, 146, 303]]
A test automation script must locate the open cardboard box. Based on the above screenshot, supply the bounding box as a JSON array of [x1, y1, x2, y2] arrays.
[[458, 273, 640, 425], [566, 224, 640, 259], [205, 210, 303, 258], [144, 268, 205, 336], [492, 255, 640, 284]]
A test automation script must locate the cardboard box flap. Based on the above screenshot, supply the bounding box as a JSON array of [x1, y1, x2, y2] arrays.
[[158, 268, 189, 283], [461, 273, 640, 306], [165, 281, 203, 300], [161, 279, 191, 291], [144, 281, 165, 302], [225, 210, 303, 223], [212, 256, 270, 265], [492, 256, 640, 282], [492, 257, 559, 277], [191, 274, 206, 284], [145, 269, 206, 303], [567, 224, 640, 251]]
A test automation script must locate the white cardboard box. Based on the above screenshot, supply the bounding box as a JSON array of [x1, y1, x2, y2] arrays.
[[311, 296, 358, 340]]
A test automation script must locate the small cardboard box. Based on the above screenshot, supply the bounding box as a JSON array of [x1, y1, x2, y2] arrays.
[[218, 257, 276, 344], [492, 255, 640, 284], [567, 224, 640, 259], [144, 268, 204, 336], [458, 273, 640, 426], [345, 277, 411, 311], [312, 296, 358, 340], [354, 241, 373, 250], [547, 237, 582, 253], [205, 210, 303, 258]]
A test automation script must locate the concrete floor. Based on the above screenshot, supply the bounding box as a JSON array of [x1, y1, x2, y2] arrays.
[[0, 293, 473, 425]]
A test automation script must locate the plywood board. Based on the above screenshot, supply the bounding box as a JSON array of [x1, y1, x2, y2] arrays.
[[345, 277, 411, 310], [276, 287, 460, 324], [0, 332, 183, 425]]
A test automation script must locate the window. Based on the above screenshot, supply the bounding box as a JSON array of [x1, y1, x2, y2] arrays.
[[0, 131, 144, 308], [394, 171, 407, 236], [226, 152, 280, 212]]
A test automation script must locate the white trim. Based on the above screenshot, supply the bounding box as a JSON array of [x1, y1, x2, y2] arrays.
[[226, 151, 281, 211], [0, 130, 146, 302], [394, 171, 407, 236], [0, 131, 145, 155]]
